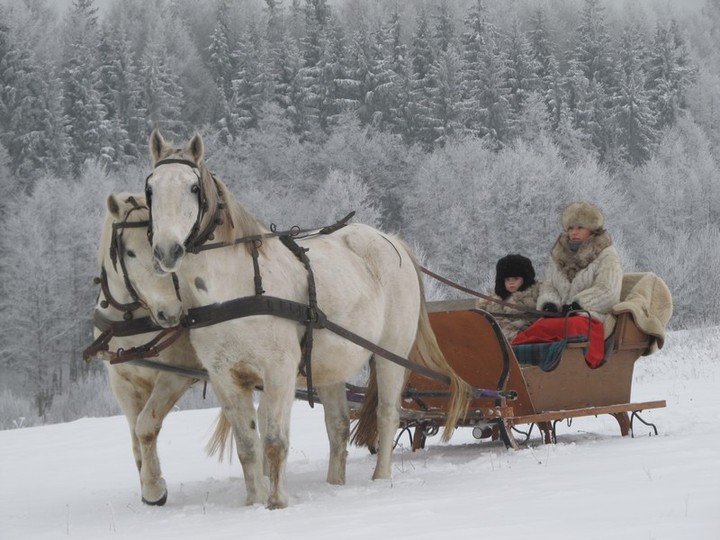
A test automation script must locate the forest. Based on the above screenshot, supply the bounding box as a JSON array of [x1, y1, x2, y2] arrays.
[[1, 0, 719, 426]]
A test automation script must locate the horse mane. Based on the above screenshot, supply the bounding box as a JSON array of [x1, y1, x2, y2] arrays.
[[211, 174, 269, 245]]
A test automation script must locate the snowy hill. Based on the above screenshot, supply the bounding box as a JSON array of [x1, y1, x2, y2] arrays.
[[1, 328, 718, 540]]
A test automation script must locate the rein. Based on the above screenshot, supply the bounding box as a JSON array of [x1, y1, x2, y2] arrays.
[[188, 212, 357, 254], [419, 266, 558, 318]]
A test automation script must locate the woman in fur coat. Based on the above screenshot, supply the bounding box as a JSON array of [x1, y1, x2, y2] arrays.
[[511, 201, 623, 368], [477, 254, 540, 342]]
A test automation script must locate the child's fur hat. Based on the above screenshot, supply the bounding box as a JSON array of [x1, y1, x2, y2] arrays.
[[495, 254, 535, 299], [561, 201, 604, 231]]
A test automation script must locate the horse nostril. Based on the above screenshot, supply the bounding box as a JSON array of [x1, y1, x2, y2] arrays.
[[171, 243, 184, 261], [153, 245, 164, 262]]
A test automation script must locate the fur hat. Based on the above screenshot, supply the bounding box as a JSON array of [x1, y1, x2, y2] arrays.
[[495, 254, 536, 299], [562, 201, 604, 231]]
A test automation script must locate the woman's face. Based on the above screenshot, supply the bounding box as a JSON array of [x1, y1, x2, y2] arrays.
[[505, 276, 524, 293], [568, 225, 591, 241]]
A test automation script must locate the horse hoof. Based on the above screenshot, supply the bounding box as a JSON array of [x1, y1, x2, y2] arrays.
[[142, 491, 168, 506], [267, 496, 288, 510]]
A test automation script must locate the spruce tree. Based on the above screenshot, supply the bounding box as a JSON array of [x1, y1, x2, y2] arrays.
[[408, 8, 439, 147], [504, 17, 541, 140], [646, 20, 697, 130], [612, 24, 658, 166], [60, 0, 110, 177]]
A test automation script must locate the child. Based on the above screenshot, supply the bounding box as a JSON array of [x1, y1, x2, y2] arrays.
[[477, 254, 540, 342]]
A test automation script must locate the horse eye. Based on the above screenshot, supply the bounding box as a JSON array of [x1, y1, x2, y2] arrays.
[[191, 184, 200, 194], [126, 250, 136, 258]]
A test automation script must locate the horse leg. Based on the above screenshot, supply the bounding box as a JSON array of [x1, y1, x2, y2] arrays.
[[134, 374, 194, 505], [256, 397, 269, 477], [108, 370, 146, 484], [315, 382, 349, 485], [371, 361, 406, 480], [213, 382, 268, 506], [259, 364, 296, 509]]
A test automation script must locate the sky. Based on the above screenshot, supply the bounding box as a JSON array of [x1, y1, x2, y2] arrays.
[[1, 325, 718, 540]]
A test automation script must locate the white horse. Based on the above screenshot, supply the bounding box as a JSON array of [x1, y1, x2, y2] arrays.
[[93, 193, 367, 506], [143, 129, 471, 509], [92, 192, 200, 506]]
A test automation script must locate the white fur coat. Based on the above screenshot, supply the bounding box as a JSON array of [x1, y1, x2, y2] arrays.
[[536, 231, 623, 326]]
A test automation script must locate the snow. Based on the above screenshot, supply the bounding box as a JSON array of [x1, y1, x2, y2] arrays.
[[2, 327, 719, 540]]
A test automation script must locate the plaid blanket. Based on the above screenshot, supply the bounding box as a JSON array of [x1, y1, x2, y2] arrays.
[[512, 336, 587, 372]]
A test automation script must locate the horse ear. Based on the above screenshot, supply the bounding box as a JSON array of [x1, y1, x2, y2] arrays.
[[149, 129, 166, 162], [107, 194, 121, 218], [187, 133, 204, 163]]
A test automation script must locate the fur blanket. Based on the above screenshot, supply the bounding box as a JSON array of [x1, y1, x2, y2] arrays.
[[611, 272, 673, 355]]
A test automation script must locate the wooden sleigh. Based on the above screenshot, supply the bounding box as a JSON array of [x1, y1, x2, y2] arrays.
[[397, 294, 667, 451]]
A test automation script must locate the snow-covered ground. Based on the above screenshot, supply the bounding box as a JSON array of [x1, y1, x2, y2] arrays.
[[1, 327, 718, 540]]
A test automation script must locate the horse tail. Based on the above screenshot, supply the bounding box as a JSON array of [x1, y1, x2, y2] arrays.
[[205, 411, 234, 461], [408, 252, 472, 442], [349, 359, 378, 450]]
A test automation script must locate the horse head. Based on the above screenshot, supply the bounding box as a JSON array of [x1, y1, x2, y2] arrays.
[[102, 192, 185, 328], [146, 129, 217, 274]]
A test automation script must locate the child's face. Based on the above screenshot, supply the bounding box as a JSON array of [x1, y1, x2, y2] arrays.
[[505, 276, 524, 293]]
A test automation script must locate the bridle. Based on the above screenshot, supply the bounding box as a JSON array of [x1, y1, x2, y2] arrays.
[[144, 157, 226, 254], [103, 198, 151, 318], [83, 198, 184, 363]]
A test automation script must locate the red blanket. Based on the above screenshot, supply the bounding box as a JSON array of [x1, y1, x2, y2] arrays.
[[512, 316, 606, 368]]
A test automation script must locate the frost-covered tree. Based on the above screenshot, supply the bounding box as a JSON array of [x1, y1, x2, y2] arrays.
[[0, 165, 112, 416], [372, 9, 411, 137], [0, 30, 67, 180], [231, 25, 270, 132], [96, 24, 142, 165], [528, 7, 554, 86], [433, 0, 456, 54], [207, 0, 236, 103], [646, 20, 696, 130], [408, 8, 440, 147], [612, 25, 657, 166], [574, 0, 615, 87], [139, 25, 185, 139], [60, 0, 110, 176], [428, 48, 463, 146], [458, 0, 508, 145], [504, 17, 541, 139]]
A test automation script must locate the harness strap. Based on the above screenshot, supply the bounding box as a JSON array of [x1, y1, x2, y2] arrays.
[[96, 267, 141, 315], [280, 234, 320, 407], [109, 326, 187, 364], [185, 295, 320, 329], [82, 329, 113, 362], [318, 211, 355, 235], [182, 296, 468, 389], [93, 310, 163, 336], [420, 265, 559, 318], [189, 212, 355, 254], [82, 310, 166, 362]]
